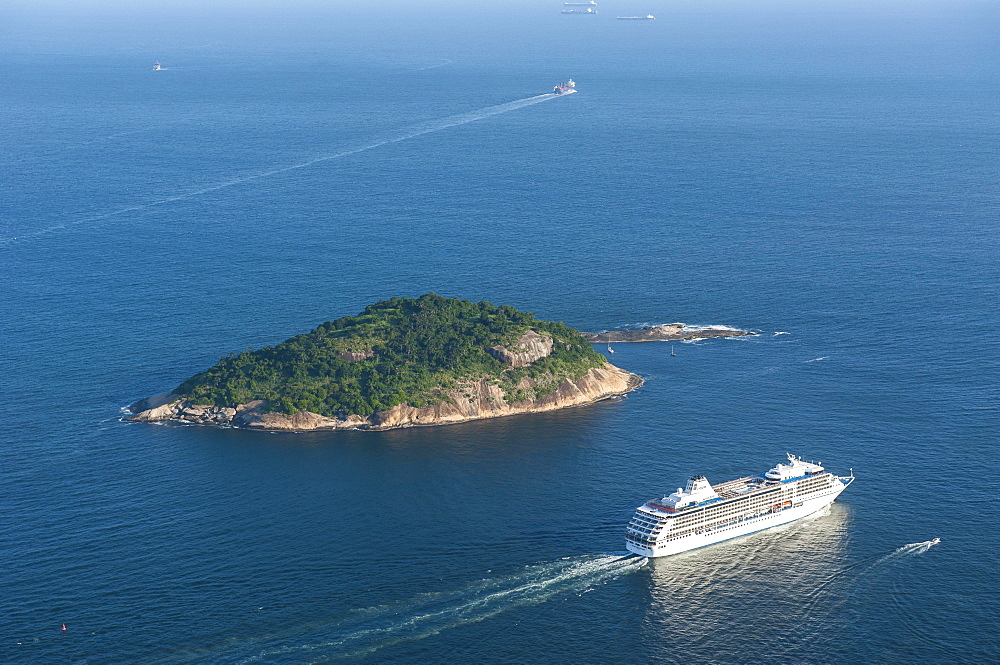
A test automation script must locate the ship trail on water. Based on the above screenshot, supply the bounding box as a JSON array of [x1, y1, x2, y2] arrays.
[[1, 92, 566, 248], [150, 554, 645, 664]]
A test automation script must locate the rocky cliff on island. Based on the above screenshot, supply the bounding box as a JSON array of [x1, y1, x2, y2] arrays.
[[583, 323, 752, 343], [127, 294, 642, 432]]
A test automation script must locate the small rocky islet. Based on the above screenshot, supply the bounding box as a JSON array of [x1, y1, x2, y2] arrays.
[[582, 323, 752, 343], [127, 294, 643, 432]]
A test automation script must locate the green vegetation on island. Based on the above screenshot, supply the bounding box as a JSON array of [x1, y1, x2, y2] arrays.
[[175, 293, 608, 417]]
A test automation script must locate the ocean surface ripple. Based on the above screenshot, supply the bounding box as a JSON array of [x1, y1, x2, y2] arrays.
[[3, 2, 998, 663]]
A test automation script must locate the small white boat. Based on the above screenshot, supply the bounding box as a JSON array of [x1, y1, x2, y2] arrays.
[[152, 61, 162, 71], [553, 79, 577, 95]]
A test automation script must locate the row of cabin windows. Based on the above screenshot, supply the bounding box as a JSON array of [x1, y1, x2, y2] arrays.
[[670, 510, 773, 539], [631, 515, 665, 529], [675, 487, 783, 520], [626, 533, 655, 545], [633, 514, 663, 528], [669, 487, 793, 526], [672, 497, 772, 526], [661, 511, 781, 542], [635, 481, 836, 546], [629, 524, 661, 535], [795, 478, 830, 494]]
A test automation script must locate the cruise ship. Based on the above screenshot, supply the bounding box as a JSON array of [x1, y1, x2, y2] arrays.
[[553, 79, 577, 95], [626, 454, 853, 557]]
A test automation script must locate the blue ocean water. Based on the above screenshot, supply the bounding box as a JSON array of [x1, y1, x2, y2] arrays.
[[2, 1, 998, 662]]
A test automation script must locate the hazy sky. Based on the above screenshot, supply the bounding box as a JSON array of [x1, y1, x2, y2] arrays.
[[3, 0, 995, 58]]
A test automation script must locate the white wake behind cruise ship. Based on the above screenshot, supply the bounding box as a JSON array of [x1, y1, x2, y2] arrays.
[[626, 454, 854, 557]]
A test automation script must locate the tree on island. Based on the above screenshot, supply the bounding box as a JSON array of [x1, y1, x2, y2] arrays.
[[174, 293, 608, 418]]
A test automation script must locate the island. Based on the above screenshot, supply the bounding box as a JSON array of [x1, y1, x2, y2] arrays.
[[127, 294, 643, 431], [582, 323, 752, 343]]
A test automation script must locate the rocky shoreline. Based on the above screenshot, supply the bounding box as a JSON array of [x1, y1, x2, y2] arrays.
[[126, 362, 643, 432], [582, 323, 752, 343]]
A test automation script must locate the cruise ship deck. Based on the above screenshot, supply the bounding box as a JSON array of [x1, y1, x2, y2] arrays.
[[644, 475, 785, 513]]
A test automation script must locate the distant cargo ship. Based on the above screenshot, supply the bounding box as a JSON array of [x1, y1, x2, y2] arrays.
[[553, 79, 577, 95], [618, 14, 655, 20], [562, 8, 597, 13]]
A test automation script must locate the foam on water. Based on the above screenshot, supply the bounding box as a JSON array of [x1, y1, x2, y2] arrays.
[[885, 539, 941, 559], [10, 118, 193, 165], [417, 59, 454, 71], [757, 536, 950, 661], [681, 324, 745, 332], [627, 321, 685, 330], [618, 322, 744, 333], [0, 93, 561, 248], [181, 516, 898, 665], [822, 539, 944, 586], [151, 554, 645, 664], [4, 5, 996, 660]]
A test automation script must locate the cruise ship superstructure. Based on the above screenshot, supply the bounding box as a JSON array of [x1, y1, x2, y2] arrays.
[[626, 454, 853, 557]]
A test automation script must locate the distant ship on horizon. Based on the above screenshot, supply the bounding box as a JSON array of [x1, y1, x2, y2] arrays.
[[553, 79, 577, 95], [561, 8, 597, 13], [618, 14, 655, 20]]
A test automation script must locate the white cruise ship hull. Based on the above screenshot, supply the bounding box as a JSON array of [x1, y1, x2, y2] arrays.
[[627, 478, 847, 558]]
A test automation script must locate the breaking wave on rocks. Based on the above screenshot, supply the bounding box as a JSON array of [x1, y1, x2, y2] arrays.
[[680, 324, 746, 333]]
